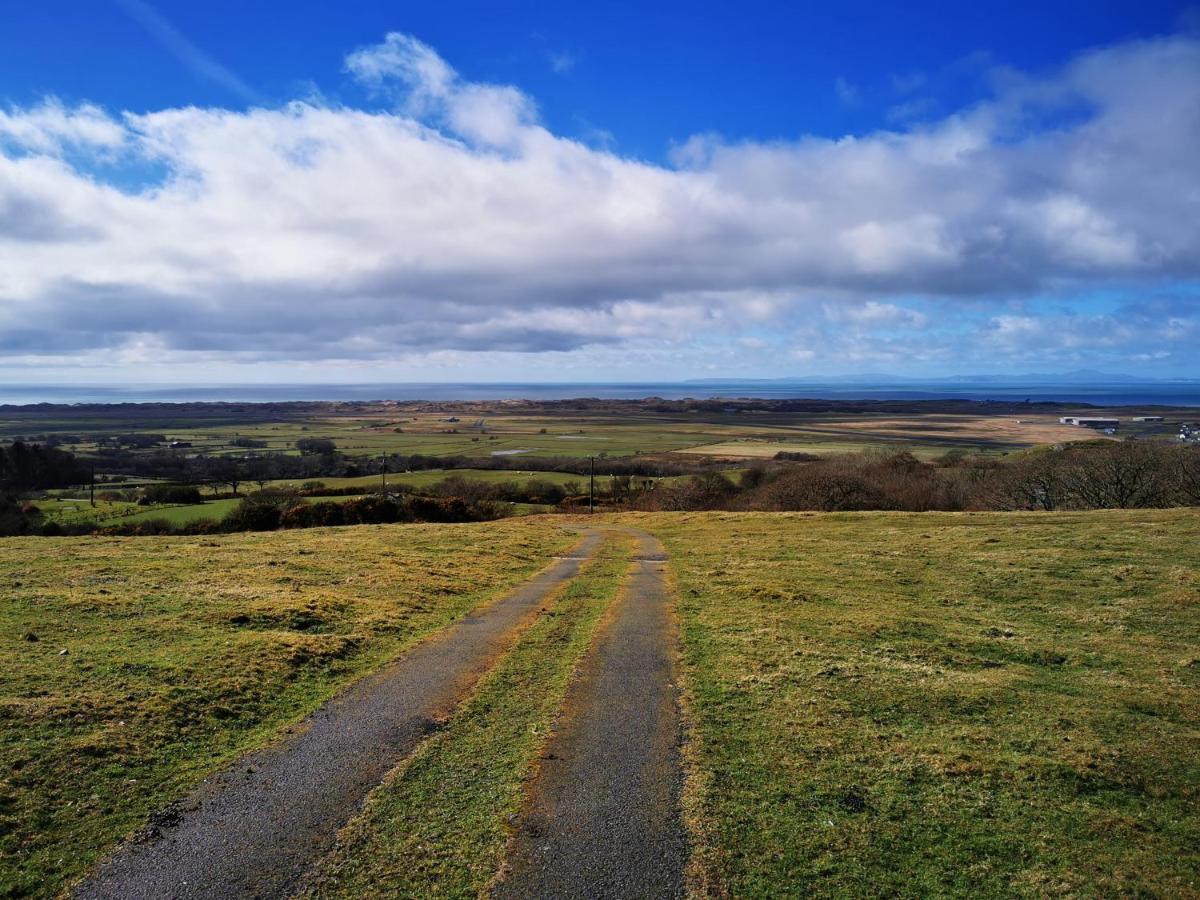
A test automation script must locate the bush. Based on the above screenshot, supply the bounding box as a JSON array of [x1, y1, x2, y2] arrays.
[[295, 438, 336, 455], [141, 484, 203, 505], [222, 491, 300, 531]]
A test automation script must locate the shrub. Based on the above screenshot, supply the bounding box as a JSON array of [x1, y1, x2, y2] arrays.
[[222, 492, 300, 531], [296, 438, 336, 455], [141, 484, 203, 505]]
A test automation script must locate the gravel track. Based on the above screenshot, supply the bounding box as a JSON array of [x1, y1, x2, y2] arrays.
[[494, 528, 688, 899], [74, 529, 603, 900]]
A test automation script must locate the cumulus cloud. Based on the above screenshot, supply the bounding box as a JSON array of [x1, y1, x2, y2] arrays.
[[0, 31, 1198, 373]]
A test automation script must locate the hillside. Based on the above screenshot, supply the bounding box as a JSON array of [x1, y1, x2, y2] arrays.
[[2, 509, 1198, 897]]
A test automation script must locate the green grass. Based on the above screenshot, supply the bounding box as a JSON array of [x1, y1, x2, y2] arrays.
[[304, 531, 635, 898], [627, 508, 1200, 897], [91, 495, 375, 528], [7, 508, 1196, 897], [0, 521, 578, 898], [260, 469, 593, 492], [3, 406, 1050, 465]]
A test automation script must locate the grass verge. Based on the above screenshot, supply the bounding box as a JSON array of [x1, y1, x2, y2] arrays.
[[0, 520, 577, 898], [629, 508, 1200, 897], [302, 530, 636, 898]]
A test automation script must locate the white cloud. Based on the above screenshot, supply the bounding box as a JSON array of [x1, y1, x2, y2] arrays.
[[834, 77, 859, 106], [0, 32, 1198, 372], [830, 301, 929, 328], [345, 32, 456, 102], [0, 101, 126, 153], [548, 51, 576, 74]]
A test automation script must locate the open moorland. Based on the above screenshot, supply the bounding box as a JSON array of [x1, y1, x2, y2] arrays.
[[2, 509, 1197, 897]]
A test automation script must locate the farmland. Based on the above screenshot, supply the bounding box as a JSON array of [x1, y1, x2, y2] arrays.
[[1, 509, 1197, 896], [8, 395, 1195, 532], [4, 397, 1187, 467]]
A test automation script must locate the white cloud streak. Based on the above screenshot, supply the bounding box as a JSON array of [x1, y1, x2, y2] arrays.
[[116, 0, 262, 104]]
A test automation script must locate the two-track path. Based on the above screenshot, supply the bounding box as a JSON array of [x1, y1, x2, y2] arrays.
[[76, 531, 605, 900], [75, 526, 690, 900], [494, 528, 688, 899]]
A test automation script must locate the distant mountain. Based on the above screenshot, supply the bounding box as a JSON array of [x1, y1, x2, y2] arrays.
[[685, 371, 1197, 385]]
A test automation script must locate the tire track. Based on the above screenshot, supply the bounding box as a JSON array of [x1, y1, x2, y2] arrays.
[[494, 528, 688, 899], [74, 530, 604, 900]]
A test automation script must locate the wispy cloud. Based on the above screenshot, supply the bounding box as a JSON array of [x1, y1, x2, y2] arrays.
[[548, 50, 576, 74], [834, 76, 859, 106], [115, 0, 262, 104]]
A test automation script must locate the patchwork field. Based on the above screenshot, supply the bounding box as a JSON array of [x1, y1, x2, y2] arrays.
[[7, 402, 1176, 470], [2, 509, 1197, 897]]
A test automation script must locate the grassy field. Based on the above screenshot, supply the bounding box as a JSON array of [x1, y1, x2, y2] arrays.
[[37, 495, 380, 529], [675, 439, 948, 460], [4, 405, 1138, 465], [3, 508, 1197, 897], [0, 521, 579, 897], [261, 469, 593, 491], [305, 531, 635, 897], [36, 469, 690, 530], [628, 508, 1200, 896]]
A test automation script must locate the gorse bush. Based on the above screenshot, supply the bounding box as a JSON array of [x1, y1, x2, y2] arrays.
[[631, 442, 1200, 513], [140, 484, 203, 505], [228, 492, 507, 532]]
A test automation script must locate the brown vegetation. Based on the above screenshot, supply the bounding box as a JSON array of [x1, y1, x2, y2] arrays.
[[629, 441, 1200, 513]]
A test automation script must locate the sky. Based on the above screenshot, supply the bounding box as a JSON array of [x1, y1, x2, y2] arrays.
[[1, 0, 1198, 383]]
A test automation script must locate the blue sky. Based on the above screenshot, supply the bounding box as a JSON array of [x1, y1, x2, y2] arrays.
[[0, 1, 1198, 382]]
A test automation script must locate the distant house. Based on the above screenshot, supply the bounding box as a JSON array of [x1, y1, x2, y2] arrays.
[[169, 440, 193, 448], [1133, 416, 1164, 422], [1059, 417, 1120, 429]]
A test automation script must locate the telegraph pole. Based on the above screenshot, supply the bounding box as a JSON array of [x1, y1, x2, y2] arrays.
[[90, 465, 96, 507], [380, 453, 387, 493], [589, 456, 595, 514]]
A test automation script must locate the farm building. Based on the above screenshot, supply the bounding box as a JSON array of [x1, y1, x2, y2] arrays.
[[1133, 416, 1165, 422], [1059, 417, 1120, 429]]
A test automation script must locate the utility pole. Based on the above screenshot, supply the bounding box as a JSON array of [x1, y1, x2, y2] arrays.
[[589, 456, 595, 514], [380, 453, 387, 493], [89, 465, 95, 507]]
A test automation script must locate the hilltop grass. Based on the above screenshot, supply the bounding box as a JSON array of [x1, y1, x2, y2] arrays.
[[629, 508, 1200, 897], [0, 521, 578, 898], [304, 530, 636, 898]]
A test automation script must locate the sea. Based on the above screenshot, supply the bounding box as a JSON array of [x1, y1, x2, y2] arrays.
[[1, 381, 1198, 407]]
